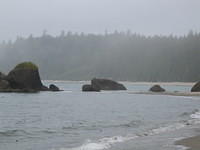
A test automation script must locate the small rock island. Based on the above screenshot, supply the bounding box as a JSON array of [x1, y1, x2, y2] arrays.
[[82, 78, 127, 92], [191, 81, 200, 92], [149, 84, 165, 92], [0, 62, 60, 92]]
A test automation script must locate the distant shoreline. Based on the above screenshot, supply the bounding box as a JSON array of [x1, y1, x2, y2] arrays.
[[122, 82, 194, 86], [130, 91, 200, 97], [43, 80, 195, 85]]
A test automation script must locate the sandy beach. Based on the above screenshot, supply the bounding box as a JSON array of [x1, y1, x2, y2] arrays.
[[130, 91, 200, 97], [124, 82, 195, 86], [176, 136, 200, 150]]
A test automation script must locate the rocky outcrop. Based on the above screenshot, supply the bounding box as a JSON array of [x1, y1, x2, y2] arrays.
[[0, 62, 61, 92], [191, 81, 200, 92], [49, 84, 60, 91], [149, 85, 165, 92], [91, 78, 127, 91], [6, 67, 44, 90], [82, 84, 100, 92], [82, 78, 127, 91]]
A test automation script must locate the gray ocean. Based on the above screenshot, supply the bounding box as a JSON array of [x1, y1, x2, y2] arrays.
[[0, 81, 200, 150]]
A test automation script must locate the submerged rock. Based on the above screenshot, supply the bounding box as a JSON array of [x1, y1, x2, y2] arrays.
[[149, 85, 165, 92], [49, 84, 60, 91], [91, 78, 127, 91], [82, 84, 100, 92], [191, 81, 200, 92]]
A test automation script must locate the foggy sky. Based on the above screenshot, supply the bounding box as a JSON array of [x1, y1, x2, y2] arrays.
[[0, 0, 199, 41]]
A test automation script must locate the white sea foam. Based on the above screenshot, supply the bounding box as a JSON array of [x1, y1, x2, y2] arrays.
[[62, 142, 109, 150], [149, 123, 186, 135], [57, 121, 193, 150], [175, 145, 189, 150], [57, 110, 200, 150], [190, 111, 200, 119], [57, 122, 189, 150], [58, 136, 136, 150], [172, 110, 200, 150], [151, 110, 200, 135]]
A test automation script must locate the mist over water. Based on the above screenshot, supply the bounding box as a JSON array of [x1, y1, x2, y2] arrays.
[[0, 1, 199, 82], [0, 1, 200, 150]]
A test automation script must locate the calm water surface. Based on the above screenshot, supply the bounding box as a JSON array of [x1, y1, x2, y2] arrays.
[[0, 81, 199, 150]]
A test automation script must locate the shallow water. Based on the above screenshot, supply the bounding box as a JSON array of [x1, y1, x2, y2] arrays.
[[0, 81, 199, 150]]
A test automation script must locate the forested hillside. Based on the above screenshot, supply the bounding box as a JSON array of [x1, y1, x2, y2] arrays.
[[0, 31, 200, 81]]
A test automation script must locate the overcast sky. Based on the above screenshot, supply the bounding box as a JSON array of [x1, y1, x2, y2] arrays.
[[0, 0, 199, 41]]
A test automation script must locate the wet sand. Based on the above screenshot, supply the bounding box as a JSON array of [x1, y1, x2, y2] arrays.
[[176, 136, 200, 150], [130, 91, 200, 97], [124, 82, 194, 86]]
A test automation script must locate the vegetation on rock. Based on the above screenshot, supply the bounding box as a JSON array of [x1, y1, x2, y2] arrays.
[[14, 62, 38, 70]]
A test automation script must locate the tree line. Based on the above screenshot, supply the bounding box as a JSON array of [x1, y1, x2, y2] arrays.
[[0, 30, 200, 81]]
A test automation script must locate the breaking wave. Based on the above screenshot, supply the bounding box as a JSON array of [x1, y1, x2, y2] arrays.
[[55, 110, 200, 150]]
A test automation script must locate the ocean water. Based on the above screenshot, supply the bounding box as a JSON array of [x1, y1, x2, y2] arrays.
[[0, 81, 199, 150]]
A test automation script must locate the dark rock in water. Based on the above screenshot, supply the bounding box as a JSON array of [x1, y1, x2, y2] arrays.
[[149, 85, 165, 92], [6, 62, 43, 90], [49, 84, 60, 91], [0, 88, 39, 93], [0, 80, 10, 89], [191, 81, 200, 92], [41, 85, 49, 91], [82, 84, 100, 92], [0, 62, 61, 93], [91, 78, 127, 91]]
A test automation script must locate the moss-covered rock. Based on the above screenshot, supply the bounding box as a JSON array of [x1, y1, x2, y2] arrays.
[[14, 62, 38, 70], [0, 62, 61, 93], [6, 62, 44, 90]]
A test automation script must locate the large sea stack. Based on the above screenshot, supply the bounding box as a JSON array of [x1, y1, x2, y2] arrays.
[[0, 62, 61, 92], [6, 62, 45, 90]]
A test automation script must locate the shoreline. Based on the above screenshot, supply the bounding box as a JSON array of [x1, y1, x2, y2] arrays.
[[176, 135, 200, 150], [123, 82, 194, 86], [43, 80, 195, 86], [130, 91, 200, 97]]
